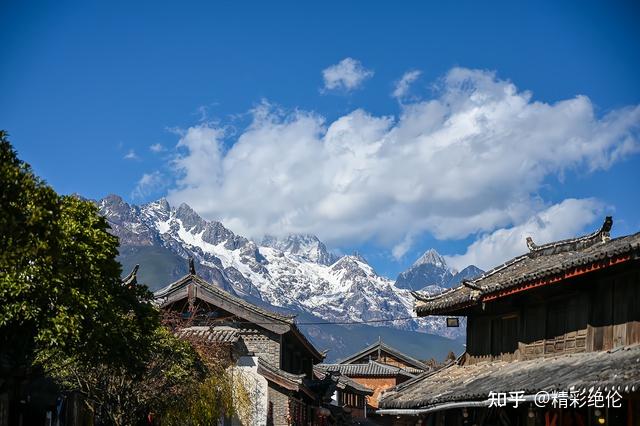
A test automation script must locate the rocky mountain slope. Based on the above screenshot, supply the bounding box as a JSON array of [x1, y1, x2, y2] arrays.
[[97, 194, 477, 358], [395, 249, 483, 291]]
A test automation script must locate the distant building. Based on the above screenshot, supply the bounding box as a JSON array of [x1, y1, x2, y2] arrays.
[[154, 260, 329, 426], [379, 217, 640, 426], [317, 340, 430, 423], [313, 366, 374, 421]]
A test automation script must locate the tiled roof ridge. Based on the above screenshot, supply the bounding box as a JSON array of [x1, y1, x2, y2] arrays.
[[412, 252, 533, 303], [481, 235, 640, 294], [154, 271, 296, 324], [154, 267, 325, 361], [174, 325, 240, 344], [525, 216, 612, 257], [337, 339, 428, 370], [335, 375, 374, 394], [377, 342, 429, 370], [369, 360, 402, 372], [257, 358, 306, 383], [313, 365, 374, 395], [412, 217, 630, 305], [370, 360, 418, 377], [379, 344, 640, 409], [317, 360, 416, 377], [256, 358, 317, 399], [384, 358, 458, 397]]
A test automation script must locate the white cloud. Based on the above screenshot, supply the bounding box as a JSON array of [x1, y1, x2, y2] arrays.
[[322, 58, 373, 92], [445, 198, 604, 270], [392, 233, 415, 260], [132, 171, 166, 199], [393, 70, 421, 100], [123, 149, 138, 160], [150, 143, 165, 153], [172, 124, 225, 190], [166, 67, 640, 255]]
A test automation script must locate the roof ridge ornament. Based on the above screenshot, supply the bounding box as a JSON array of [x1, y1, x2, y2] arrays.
[[122, 264, 139, 286], [600, 216, 613, 242], [461, 279, 482, 291], [188, 257, 196, 275], [525, 216, 614, 257]]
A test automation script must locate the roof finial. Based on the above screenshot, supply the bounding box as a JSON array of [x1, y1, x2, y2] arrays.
[[600, 216, 613, 242], [122, 264, 139, 286], [526, 236, 537, 252], [188, 257, 196, 275]]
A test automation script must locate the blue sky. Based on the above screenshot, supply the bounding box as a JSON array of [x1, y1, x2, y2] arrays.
[[2, 0, 639, 278]]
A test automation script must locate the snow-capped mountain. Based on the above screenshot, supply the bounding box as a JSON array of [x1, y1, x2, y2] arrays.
[[261, 234, 339, 266], [98, 195, 472, 341], [447, 265, 485, 287], [395, 248, 483, 291]]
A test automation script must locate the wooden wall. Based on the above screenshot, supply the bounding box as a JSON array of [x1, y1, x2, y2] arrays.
[[465, 264, 640, 364], [281, 333, 315, 378], [337, 391, 366, 410]]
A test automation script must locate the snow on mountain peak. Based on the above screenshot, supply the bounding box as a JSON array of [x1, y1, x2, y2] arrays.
[[175, 202, 206, 231], [146, 197, 171, 213], [330, 254, 369, 273], [98, 196, 467, 339], [261, 233, 338, 266], [413, 248, 447, 268], [395, 249, 454, 291], [396, 248, 484, 291]]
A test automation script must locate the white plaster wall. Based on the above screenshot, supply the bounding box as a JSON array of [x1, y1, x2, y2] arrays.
[[231, 356, 268, 426]]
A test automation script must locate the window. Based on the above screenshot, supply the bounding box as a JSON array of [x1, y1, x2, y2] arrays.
[[491, 315, 518, 355]]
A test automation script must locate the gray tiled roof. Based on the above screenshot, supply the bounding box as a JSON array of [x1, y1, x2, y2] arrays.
[[318, 361, 416, 378], [414, 218, 640, 315], [153, 271, 325, 361], [175, 326, 240, 343], [338, 340, 429, 372], [379, 344, 640, 409], [256, 358, 317, 399], [313, 366, 374, 395], [257, 358, 306, 384], [154, 273, 296, 324]]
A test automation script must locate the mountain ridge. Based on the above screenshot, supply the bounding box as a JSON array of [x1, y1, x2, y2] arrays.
[[395, 247, 483, 291], [97, 194, 477, 359]]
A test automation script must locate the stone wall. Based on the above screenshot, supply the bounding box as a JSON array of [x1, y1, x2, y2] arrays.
[[267, 385, 290, 426], [241, 328, 281, 367]]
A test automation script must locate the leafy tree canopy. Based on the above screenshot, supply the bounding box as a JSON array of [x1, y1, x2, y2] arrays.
[[0, 131, 250, 425], [0, 130, 157, 375]]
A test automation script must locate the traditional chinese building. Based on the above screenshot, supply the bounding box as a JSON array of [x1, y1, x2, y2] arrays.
[[313, 365, 374, 420], [378, 217, 640, 426], [318, 340, 430, 423], [153, 260, 327, 426]]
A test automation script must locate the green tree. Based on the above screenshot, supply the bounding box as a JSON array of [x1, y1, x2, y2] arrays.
[[39, 327, 206, 425], [0, 129, 156, 379], [1, 131, 250, 425], [40, 325, 254, 426], [160, 329, 254, 426]]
